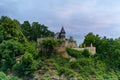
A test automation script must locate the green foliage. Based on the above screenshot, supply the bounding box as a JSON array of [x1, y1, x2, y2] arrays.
[[0, 26, 4, 43], [66, 48, 82, 58], [0, 72, 20, 80], [32, 22, 54, 41], [83, 32, 120, 69], [20, 21, 32, 41], [0, 16, 27, 43], [68, 60, 81, 70], [0, 72, 8, 80], [110, 49, 120, 68], [25, 42, 38, 59], [13, 53, 38, 77], [83, 32, 100, 47], [56, 39, 65, 44], [8, 76, 21, 80], [21, 21, 54, 41], [67, 48, 90, 58], [39, 38, 57, 57], [57, 67, 76, 78], [0, 40, 25, 71], [1, 16, 120, 79], [0, 16, 38, 78], [81, 49, 90, 58]]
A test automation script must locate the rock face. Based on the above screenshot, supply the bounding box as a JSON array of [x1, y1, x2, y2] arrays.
[[54, 46, 69, 58]]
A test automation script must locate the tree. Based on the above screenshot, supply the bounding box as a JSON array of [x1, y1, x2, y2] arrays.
[[83, 32, 100, 47], [0, 16, 38, 78], [21, 21, 32, 41], [0, 16, 27, 43], [31, 22, 41, 41], [31, 22, 54, 41]]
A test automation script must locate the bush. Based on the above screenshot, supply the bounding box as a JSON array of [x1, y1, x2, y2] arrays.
[[13, 53, 38, 77], [0, 40, 25, 72], [68, 61, 81, 70], [0, 72, 20, 80], [39, 38, 56, 57], [57, 67, 76, 78], [66, 48, 82, 58], [8, 76, 21, 80], [0, 72, 8, 80], [81, 49, 90, 58]]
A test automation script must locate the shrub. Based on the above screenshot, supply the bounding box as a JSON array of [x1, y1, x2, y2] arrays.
[[0, 40, 25, 72], [66, 48, 82, 58], [57, 67, 76, 78], [81, 49, 90, 58], [0, 72, 20, 80], [0, 72, 8, 80], [13, 53, 38, 77], [39, 38, 56, 57]]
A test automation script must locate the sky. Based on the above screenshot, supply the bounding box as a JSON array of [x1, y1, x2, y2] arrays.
[[0, 0, 120, 44]]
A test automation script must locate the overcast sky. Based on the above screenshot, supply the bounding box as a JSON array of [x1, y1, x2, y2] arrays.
[[0, 0, 120, 44]]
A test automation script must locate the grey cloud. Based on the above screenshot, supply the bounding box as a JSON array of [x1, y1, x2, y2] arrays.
[[0, 0, 120, 44]]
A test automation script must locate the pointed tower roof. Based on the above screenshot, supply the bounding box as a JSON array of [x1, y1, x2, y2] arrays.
[[60, 26, 66, 33]]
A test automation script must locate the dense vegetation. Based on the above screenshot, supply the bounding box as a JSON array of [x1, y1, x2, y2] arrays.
[[0, 16, 54, 79], [83, 32, 120, 69], [0, 72, 20, 80], [21, 21, 54, 41], [0, 16, 120, 80]]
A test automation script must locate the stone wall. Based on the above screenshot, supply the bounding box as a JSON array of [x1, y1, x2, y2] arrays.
[[37, 38, 77, 48], [37, 38, 96, 56], [64, 40, 77, 48], [37, 38, 77, 57]]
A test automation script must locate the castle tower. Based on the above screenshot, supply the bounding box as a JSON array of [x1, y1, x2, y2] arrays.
[[59, 27, 66, 39]]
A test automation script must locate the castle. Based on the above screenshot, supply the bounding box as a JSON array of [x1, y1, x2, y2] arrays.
[[55, 27, 77, 48], [55, 27, 66, 39], [37, 27, 96, 56]]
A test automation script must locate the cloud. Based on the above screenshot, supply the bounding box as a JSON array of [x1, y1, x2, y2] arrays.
[[0, 0, 120, 44]]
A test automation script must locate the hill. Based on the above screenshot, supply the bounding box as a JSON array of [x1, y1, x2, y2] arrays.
[[0, 16, 120, 80]]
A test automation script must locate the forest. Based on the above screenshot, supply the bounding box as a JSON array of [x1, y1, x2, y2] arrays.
[[0, 16, 120, 80]]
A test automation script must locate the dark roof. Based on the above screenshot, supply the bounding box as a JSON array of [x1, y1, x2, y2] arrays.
[[60, 27, 66, 33]]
